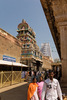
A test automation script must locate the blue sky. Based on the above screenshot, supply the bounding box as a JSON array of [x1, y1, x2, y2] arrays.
[[0, 0, 59, 60]]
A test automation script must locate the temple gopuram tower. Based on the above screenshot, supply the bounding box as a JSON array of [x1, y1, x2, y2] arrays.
[[17, 19, 42, 71]]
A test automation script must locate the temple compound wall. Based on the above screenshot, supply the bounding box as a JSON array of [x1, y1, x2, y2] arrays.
[[42, 56, 52, 70], [0, 28, 22, 63]]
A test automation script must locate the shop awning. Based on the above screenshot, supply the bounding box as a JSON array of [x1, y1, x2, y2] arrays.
[[0, 60, 12, 65], [0, 60, 27, 67]]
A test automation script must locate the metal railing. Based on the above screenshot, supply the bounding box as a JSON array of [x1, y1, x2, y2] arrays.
[[0, 71, 24, 88]]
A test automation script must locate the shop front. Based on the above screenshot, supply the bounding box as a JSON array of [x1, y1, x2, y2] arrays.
[[0, 60, 27, 88]]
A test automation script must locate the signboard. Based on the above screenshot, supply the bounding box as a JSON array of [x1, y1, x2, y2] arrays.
[[3, 55, 16, 62]]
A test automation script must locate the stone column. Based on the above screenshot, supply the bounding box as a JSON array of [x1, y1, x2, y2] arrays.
[[59, 22, 67, 86], [52, 0, 67, 87]]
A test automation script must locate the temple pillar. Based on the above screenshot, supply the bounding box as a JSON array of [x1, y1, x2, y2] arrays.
[[59, 22, 67, 87]]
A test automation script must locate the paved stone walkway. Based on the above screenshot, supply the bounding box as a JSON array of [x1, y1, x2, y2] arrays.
[[0, 82, 67, 100], [0, 82, 28, 100]]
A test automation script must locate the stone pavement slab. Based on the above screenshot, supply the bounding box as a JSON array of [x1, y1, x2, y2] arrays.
[[0, 82, 28, 100], [0, 82, 27, 93]]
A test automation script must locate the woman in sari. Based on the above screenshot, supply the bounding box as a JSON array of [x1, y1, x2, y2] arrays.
[[27, 77, 39, 100], [37, 76, 44, 100]]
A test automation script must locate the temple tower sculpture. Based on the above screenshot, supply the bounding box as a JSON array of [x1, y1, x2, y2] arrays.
[[17, 19, 42, 71]]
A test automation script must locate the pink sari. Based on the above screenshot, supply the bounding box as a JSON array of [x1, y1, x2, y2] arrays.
[[37, 81, 44, 100]]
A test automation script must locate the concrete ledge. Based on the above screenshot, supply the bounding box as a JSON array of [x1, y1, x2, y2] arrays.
[[0, 82, 27, 93]]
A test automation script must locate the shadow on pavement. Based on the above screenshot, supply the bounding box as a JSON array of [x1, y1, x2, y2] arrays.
[[0, 84, 28, 100]]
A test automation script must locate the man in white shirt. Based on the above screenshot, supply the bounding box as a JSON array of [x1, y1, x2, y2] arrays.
[[42, 70, 63, 100]]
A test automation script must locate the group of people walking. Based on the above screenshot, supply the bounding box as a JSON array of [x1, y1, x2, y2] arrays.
[[27, 70, 63, 100]]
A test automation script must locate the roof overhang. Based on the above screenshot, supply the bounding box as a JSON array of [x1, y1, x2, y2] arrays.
[[0, 60, 27, 67], [40, 0, 61, 58], [51, 62, 62, 66]]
